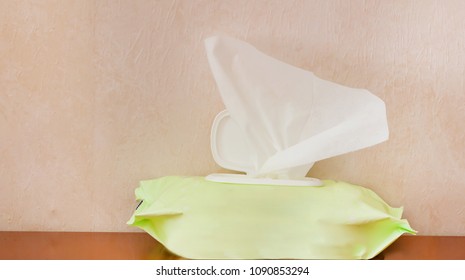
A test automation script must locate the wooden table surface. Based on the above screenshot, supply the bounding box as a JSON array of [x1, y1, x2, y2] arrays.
[[0, 232, 464, 260]]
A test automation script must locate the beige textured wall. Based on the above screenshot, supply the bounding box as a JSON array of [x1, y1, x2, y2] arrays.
[[1, 0, 464, 234]]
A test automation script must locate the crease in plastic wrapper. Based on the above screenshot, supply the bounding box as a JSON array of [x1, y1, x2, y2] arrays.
[[128, 176, 415, 259]]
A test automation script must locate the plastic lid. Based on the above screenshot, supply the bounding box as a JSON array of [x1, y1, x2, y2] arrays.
[[210, 110, 253, 173], [209, 110, 323, 187], [206, 173, 323, 187]]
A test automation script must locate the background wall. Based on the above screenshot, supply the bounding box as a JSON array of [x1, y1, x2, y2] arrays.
[[1, 0, 464, 235]]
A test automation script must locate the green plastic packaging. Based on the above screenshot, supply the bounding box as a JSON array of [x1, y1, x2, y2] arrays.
[[128, 176, 415, 259]]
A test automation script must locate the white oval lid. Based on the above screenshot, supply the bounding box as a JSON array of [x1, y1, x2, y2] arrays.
[[209, 110, 323, 187], [210, 110, 253, 173]]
